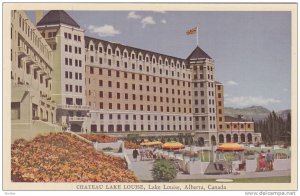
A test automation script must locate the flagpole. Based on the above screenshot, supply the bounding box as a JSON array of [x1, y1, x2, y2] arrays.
[[196, 26, 199, 46]]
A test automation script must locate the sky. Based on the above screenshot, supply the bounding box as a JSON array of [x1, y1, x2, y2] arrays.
[[26, 10, 291, 111]]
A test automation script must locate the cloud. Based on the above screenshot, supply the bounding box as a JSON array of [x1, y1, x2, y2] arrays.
[[128, 11, 141, 19], [161, 19, 167, 24], [226, 80, 238, 86], [225, 96, 281, 107], [141, 16, 156, 28], [88, 25, 120, 37]]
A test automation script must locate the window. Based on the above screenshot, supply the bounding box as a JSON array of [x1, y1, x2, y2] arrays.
[[99, 58, 103, 64], [65, 58, 68, 65]]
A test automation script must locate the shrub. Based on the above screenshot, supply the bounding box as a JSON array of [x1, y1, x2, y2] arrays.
[[102, 147, 113, 151], [151, 160, 177, 182]]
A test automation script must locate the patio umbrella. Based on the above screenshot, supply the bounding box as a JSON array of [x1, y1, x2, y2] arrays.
[[162, 141, 185, 149], [140, 141, 162, 146], [216, 143, 245, 151]]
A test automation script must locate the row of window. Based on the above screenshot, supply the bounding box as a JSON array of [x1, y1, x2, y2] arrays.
[[195, 124, 216, 130], [64, 44, 82, 54], [98, 114, 193, 121], [194, 90, 215, 97], [194, 73, 214, 80], [88, 43, 186, 69], [92, 124, 193, 132], [194, 82, 215, 88], [64, 58, 83, 67], [65, 71, 83, 80], [93, 81, 191, 96], [194, 108, 215, 113], [88, 60, 190, 79], [195, 99, 215, 105], [64, 32, 81, 42], [16, 12, 51, 60], [91, 102, 192, 113], [89, 67, 191, 86], [92, 91, 192, 105], [225, 124, 252, 129], [193, 65, 214, 72], [65, 84, 83, 93]]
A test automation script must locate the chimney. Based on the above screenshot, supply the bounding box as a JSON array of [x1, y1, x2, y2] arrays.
[[35, 10, 44, 25]]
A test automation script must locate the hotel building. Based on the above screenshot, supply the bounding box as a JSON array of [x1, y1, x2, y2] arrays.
[[11, 10, 261, 145], [11, 10, 59, 141]]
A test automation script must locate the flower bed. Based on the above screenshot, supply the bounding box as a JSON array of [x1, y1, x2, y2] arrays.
[[79, 134, 117, 143], [11, 133, 138, 182], [124, 141, 140, 149]]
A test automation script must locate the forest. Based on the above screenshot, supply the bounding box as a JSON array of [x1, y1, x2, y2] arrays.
[[254, 111, 291, 145]]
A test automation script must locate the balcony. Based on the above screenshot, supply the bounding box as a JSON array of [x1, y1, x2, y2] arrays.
[[32, 63, 41, 70], [39, 68, 47, 76], [69, 116, 86, 121], [18, 46, 27, 58], [57, 104, 90, 111], [25, 55, 36, 66], [45, 37, 56, 44], [45, 73, 51, 81]]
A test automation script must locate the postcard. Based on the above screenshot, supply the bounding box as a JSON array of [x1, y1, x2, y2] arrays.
[[2, 2, 298, 193]]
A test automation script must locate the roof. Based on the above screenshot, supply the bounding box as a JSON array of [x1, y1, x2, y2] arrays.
[[225, 116, 252, 122], [215, 81, 223, 85], [37, 10, 80, 28], [187, 46, 212, 59], [84, 36, 187, 64]]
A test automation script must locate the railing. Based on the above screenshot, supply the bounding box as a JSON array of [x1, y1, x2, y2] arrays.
[[18, 46, 27, 58], [69, 116, 86, 121], [57, 104, 90, 110], [45, 37, 56, 43]]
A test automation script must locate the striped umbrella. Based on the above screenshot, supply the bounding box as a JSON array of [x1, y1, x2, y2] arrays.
[[162, 141, 185, 149], [216, 143, 245, 151]]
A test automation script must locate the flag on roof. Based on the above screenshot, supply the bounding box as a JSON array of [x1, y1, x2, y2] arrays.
[[186, 27, 197, 35]]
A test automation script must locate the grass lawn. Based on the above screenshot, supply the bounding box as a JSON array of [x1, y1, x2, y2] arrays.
[[174, 176, 291, 183]]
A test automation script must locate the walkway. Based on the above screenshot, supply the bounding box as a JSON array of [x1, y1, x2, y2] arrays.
[[127, 153, 291, 181]]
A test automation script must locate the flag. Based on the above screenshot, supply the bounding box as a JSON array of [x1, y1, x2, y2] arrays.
[[186, 27, 197, 35]]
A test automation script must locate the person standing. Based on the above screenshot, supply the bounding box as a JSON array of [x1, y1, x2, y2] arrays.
[[133, 148, 139, 162], [259, 151, 266, 171], [266, 149, 274, 171], [140, 147, 145, 161]]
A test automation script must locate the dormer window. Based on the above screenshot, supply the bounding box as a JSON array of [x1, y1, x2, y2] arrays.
[[131, 53, 135, 59], [108, 48, 111, 55], [90, 45, 94, 51], [99, 47, 103, 53]]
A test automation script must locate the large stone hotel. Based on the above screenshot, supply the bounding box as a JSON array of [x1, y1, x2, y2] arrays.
[[11, 10, 261, 145]]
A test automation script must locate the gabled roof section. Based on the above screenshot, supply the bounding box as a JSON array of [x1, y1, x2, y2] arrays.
[[187, 46, 212, 60], [37, 10, 80, 28], [84, 36, 187, 64]]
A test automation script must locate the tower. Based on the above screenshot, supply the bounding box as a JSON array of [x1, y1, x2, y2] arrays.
[[36, 10, 89, 132], [187, 46, 217, 146]]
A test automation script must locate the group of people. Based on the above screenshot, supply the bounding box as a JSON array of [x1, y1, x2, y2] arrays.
[[132, 147, 160, 161], [259, 149, 274, 171]]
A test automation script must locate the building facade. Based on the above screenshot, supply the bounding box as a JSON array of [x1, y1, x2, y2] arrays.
[[36, 10, 89, 131], [11, 10, 58, 141], [10, 10, 262, 145]]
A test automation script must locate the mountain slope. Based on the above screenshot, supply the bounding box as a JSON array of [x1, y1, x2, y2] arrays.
[[224, 106, 271, 121]]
